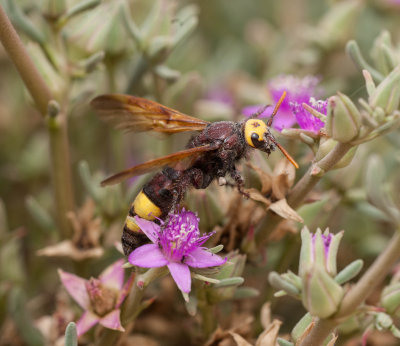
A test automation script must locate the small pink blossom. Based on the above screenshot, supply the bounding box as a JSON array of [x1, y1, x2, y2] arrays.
[[128, 209, 226, 294], [290, 98, 327, 134], [58, 259, 133, 336], [242, 75, 324, 131]]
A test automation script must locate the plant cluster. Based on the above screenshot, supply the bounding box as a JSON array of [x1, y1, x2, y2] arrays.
[[1, 0, 400, 345]]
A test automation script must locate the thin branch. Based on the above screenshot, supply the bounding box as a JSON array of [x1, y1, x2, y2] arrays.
[[254, 142, 352, 247], [288, 142, 352, 208], [0, 4, 75, 237], [0, 5, 52, 116]]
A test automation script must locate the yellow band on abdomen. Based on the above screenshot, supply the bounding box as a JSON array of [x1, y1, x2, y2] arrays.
[[133, 191, 162, 220], [125, 215, 140, 232]]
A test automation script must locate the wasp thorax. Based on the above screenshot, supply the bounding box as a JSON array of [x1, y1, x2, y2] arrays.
[[244, 119, 276, 154]]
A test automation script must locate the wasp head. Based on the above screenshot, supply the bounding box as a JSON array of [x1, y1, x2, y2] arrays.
[[243, 119, 276, 154]]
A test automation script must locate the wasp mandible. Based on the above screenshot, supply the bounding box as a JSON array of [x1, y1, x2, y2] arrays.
[[91, 91, 298, 256]]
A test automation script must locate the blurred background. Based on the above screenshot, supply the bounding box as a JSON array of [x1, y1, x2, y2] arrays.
[[1, 0, 400, 345]]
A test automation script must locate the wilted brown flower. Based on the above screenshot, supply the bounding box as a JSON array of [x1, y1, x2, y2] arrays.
[[206, 303, 282, 346], [37, 198, 104, 260]]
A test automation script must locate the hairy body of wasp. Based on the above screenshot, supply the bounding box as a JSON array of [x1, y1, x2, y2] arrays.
[[91, 92, 297, 256], [122, 121, 254, 255]]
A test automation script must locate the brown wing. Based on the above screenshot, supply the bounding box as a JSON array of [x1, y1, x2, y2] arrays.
[[91, 94, 209, 133], [101, 144, 218, 186]]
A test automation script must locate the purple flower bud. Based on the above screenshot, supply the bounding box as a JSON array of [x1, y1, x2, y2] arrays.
[[299, 227, 343, 277]]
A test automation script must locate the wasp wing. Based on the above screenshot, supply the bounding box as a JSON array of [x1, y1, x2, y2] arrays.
[[91, 94, 209, 133], [101, 144, 218, 186]]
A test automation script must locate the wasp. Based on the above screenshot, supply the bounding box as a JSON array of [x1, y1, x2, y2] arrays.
[[91, 91, 298, 256]]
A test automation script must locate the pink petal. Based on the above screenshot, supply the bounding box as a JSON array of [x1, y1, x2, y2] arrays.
[[184, 248, 227, 268], [99, 309, 125, 332], [134, 216, 160, 243], [99, 259, 124, 291], [167, 262, 191, 293], [272, 111, 297, 131], [128, 244, 168, 267], [242, 105, 273, 118], [76, 311, 100, 336], [116, 273, 135, 308], [58, 269, 89, 309]]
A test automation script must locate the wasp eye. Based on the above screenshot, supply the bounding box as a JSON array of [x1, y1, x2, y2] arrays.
[[251, 133, 264, 148]]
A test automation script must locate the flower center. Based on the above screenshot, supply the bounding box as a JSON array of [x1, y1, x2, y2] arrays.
[[85, 278, 117, 316], [157, 210, 213, 263]]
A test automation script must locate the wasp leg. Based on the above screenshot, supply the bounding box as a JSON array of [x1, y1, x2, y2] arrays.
[[229, 168, 250, 199]]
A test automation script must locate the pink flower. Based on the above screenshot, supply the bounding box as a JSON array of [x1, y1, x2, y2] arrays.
[[58, 259, 133, 336], [290, 98, 327, 134], [128, 209, 227, 294], [242, 75, 324, 131]]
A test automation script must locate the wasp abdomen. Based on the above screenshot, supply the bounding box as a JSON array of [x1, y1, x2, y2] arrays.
[[122, 190, 163, 255]]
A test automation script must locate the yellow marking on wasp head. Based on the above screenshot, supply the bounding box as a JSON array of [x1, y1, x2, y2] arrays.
[[244, 119, 268, 148]]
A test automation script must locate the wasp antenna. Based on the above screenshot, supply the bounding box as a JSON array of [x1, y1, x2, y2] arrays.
[[252, 104, 271, 118], [267, 91, 287, 127], [274, 140, 299, 169]]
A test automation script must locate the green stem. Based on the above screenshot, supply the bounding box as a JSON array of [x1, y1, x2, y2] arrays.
[[121, 279, 146, 325], [0, 5, 75, 238], [253, 142, 352, 247], [0, 5, 52, 116], [197, 288, 216, 338], [95, 267, 169, 346], [287, 142, 352, 208], [299, 230, 400, 346], [48, 115, 75, 238]]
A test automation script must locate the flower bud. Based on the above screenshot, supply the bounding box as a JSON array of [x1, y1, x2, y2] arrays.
[[325, 92, 361, 143], [369, 66, 400, 115], [315, 138, 357, 169], [381, 283, 400, 317], [299, 227, 343, 277], [302, 266, 344, 318]]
